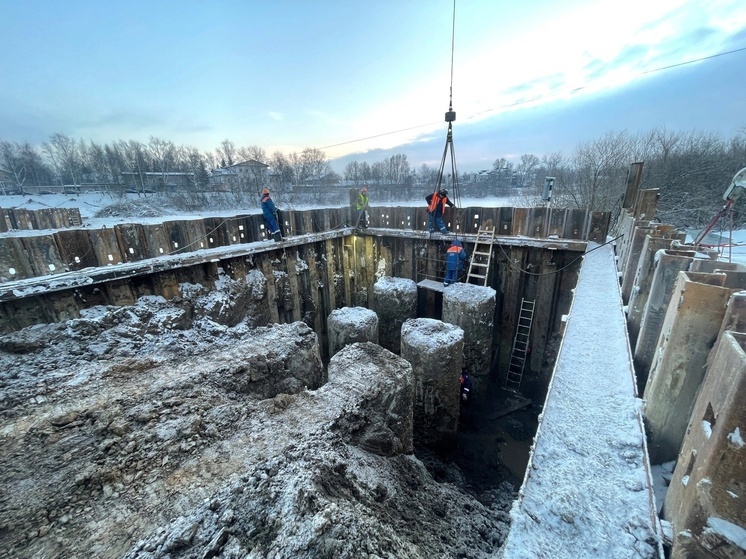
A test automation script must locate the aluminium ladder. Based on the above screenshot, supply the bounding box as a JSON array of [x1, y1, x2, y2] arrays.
[[466, 227, 496, 286], [504, 298, 535, 390]]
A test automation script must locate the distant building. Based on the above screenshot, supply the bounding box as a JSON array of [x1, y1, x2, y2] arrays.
[[121, 172, 195, 192], [0, 167, 13, 189], [211, 160, 269, 191], [297, 172, 341, 188]]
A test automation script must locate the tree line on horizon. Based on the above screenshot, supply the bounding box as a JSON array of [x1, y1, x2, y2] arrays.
[[1, 125, 744, 227]]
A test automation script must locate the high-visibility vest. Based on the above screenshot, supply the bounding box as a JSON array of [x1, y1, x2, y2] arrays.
[[428, 194, 445, 213]]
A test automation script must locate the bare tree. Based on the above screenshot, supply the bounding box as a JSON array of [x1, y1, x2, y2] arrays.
[[515, 154, 540, 188], [43, 133, 82, 186], [492, 157, 514, 187], [0, 141, 27, 192], [147, 137, 178, 191], [216, 139, 236, 167], [418, 164, 438, 189], [344, 161, 365, 184], [385, 154, 410, 185], [301, 148, 331, 184], [371, 161, 386, 185], [287, 151, 305, 187], [269, 151, 293, 188], [237, 145, 266, 164], [19, 143, 51, 186], [119, 140, 150, 192], [567, 130, 631, 212]]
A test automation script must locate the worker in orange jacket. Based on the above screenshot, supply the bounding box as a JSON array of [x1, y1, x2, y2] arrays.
[[425, 188, 455, 234]]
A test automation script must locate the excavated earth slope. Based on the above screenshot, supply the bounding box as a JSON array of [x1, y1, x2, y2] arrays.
[[0, 283, 513, 558]]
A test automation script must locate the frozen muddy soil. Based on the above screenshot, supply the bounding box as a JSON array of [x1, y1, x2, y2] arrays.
[[0, 294, 516, 559]]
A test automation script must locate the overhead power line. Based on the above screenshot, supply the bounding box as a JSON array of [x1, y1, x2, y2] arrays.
[[319, 45, 746, 153]]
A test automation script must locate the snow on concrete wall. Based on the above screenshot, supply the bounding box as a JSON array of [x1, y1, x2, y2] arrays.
[[327, 306, 379, 357], [442, 282, 496, 395], [400, 318, 463, 446], [372, 276, 417, 354]]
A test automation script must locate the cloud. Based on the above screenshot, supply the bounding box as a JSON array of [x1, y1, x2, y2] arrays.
[[268, 111, 284, 121], [330, 47, 746, 175], [306, 109, 343, 126]]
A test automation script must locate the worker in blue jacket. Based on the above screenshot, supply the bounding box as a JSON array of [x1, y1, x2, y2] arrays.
[[444, 238, 467, 286], [260, 188, 282, 242]]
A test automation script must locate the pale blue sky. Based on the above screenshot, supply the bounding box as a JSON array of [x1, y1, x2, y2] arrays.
[[1, 0, 745, 172]]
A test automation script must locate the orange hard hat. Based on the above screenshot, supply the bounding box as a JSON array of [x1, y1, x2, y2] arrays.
[[261, 188, 270, 195]]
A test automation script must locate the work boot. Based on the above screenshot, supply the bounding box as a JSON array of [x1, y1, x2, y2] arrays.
[[273, 231, 282, 242]]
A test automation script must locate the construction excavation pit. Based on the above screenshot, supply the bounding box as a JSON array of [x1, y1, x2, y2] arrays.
[[0, 201, 610, 558]]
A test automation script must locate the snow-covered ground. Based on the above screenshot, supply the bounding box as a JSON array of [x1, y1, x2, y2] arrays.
[[693, 228, 746, 267], [0, 192, 520, 217]]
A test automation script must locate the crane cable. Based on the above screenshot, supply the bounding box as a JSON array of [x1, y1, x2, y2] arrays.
[[433, 0, 462, 232]]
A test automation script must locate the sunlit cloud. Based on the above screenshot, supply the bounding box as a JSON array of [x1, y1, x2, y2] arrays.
[[444, 0, 746, 129]]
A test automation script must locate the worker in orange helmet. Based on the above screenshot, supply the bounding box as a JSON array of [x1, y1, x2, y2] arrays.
[[355, 186, 370, 229], [260, 188, 282, 242]]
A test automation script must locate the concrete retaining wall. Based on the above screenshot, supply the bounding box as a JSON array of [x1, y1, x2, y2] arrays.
[[665, 331, 746, 558]]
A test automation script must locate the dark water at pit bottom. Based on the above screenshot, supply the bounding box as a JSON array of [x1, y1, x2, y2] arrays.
[[415, 387, 540, 495]]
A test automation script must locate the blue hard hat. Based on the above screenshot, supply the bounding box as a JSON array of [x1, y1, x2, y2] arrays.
[[452, 239, 462, 246]]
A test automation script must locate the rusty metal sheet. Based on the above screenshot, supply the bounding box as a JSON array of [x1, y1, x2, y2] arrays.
[[141, 223, 170, 258], [13, 209, 37, 230], [461, 207, 483, 236], [114, 223, 150, 262], [587, 211, 610, 242], [54, 230, 99, 271], [182, 219, 207, 252], [67, 208, 82, 227], [35, 209, 55, 230], [224, 217, 246, 246], [277, 210, 296, 238], [204, 217, 231, 249], [548, 208, 566, 237], [234, 215, 258, 244], [563, 209, 587, 240], [479, 208, 500, 232], [88, 227, 124, 265], [393, 207, 417, 233], [0, 237, 34, 280], [513, 208, 529, 236], [163, 220, 189, 254], [21, 235, 67, 277], [414, 207, 430, 232], [497, 207, 513, 236], [622, 162, 644, 210], [527, 207, 548, 238], [51, 208, 71, 228], [0, 209, 10, 232]]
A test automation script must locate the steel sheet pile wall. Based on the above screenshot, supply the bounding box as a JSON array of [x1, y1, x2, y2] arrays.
[[0, 207, 82, 232], [612, 163, 746, 555]]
